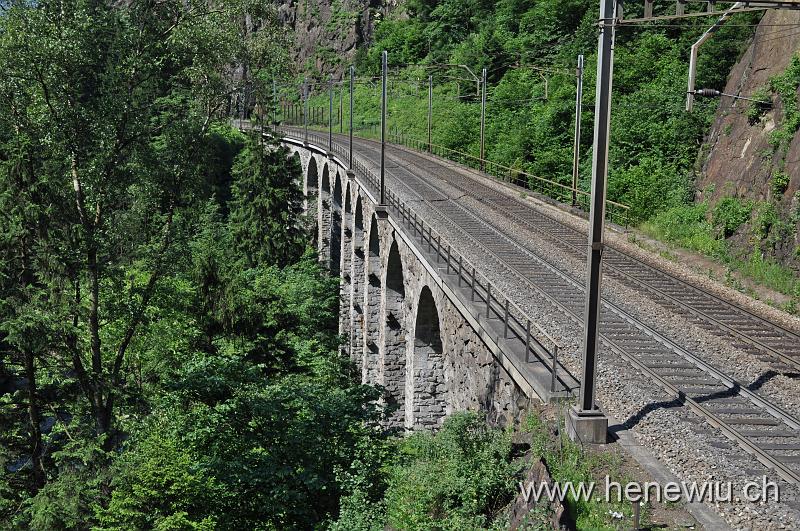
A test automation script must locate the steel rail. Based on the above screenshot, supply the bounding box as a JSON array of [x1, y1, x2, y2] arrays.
[[383, 130, 800, 373]]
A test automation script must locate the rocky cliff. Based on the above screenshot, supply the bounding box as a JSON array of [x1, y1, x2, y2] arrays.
[[697, 9, 800, 272], [276, 0, 401, 80]]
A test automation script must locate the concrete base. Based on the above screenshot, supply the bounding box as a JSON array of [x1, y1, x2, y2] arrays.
[[565, 406, 608, 444]]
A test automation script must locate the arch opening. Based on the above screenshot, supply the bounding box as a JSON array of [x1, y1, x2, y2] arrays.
[[306, 157, 319, 246], [319, 163, 332, 265], [408, 286, 445, 431]]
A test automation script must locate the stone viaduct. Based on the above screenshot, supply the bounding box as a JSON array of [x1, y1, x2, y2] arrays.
[[282, 136, 566, 430]]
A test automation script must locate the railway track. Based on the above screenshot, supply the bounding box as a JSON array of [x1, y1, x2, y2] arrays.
[[301, 128, 800, 375], [282, 127, 800, 486], [377, 137, 800, 375]]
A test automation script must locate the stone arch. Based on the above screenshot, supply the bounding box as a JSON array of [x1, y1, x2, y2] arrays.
[[407, 286, 446, 430], [331, 171, 343, 276], [362, 213, 381, 384], [290, 150, 301, 171], [380, 240, 406, 426], [350, 195, 365, 367], [319, 163, 332, 265], [305, 157, 319, 245]]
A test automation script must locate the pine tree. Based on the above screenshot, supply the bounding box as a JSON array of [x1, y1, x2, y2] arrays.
[[229, 133, 307, 268]]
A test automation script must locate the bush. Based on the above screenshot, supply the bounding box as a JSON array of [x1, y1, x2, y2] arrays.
[[607, 158, 689, 224], [746, 87, 771, 124], [712, 196, 752, 238], [642, 203, 728, 258], [754, 201, 779, 240], [771, 171, 791, 196], [384, 412, 521, 530]]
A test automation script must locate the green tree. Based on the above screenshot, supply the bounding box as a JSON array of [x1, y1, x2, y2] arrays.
[[0, 0, 288, 522], [97, 257, 384, 529], [229, 134, 307, 268]]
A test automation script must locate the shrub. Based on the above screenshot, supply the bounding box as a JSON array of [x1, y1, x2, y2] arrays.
[[713, 196, 752, 238], [771, 171, 791, 196], [642, 203, 728, 259], [753, 201, 779, 240], [746, 87, 771, 124], [384, 412, 520, 530], [608, 158, 689, 224]]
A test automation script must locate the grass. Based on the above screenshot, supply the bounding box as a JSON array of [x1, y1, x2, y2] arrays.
[[641, 203, 800, 314], [525, 412, 645, 530]]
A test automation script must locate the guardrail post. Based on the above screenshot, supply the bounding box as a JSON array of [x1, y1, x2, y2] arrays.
[[503, 299, 509, 338], [551, 344, 559, 393], [525, 319, 531, 363], [445, 245, 451, 273], [471, 267, 476, 301], [427, 226, 432, 253], [457, 256, 462, 286], [435, 235, 441, 263], [486, 284, 491, 318]]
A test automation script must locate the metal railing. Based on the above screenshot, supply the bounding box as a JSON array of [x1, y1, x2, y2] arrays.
[[280, 125, 573, 395], [385, 130, 630, 228], [288, 120, 629, 227]]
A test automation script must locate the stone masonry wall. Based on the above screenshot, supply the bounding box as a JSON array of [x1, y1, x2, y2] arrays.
[[288, 141, 532, 431]]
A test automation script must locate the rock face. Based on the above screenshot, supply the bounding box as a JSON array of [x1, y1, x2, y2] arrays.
[[275, 0, 401, 80], [697, 9, 800, 271]]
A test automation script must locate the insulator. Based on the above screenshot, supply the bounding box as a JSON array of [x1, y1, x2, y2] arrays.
[[694, 88, 721, 98]]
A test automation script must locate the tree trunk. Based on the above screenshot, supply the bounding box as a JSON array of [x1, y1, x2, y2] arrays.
[[23, 349, 45, 491]]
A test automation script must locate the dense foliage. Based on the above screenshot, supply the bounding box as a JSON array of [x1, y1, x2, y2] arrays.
[[1, 0, 795, 528], [301, 0, 799, 307], [0, 0, 388, 527], [300, 0, 758, 226], [334, 412, 524, 531]]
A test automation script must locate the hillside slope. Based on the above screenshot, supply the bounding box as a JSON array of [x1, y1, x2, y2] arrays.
[[697, 9, 800, 273]]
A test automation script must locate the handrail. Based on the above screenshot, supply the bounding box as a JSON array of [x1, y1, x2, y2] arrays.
[[278, 125, 575, 395], [288, 120, 630, 227]]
